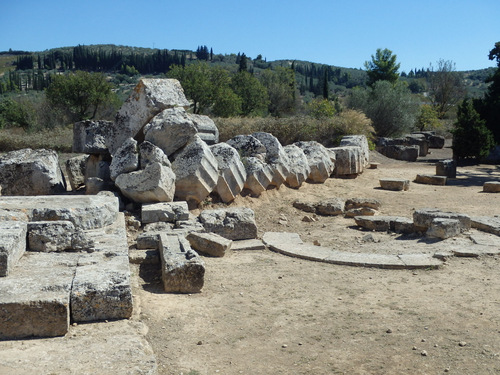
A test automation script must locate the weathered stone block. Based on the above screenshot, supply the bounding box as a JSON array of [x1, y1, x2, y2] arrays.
[[436, 159, 456, 178], [28, 221, 75, 252], [199, 207, 258, 240], [226, 134, 267, 158], [0, 148, 66, 195], [379, 178, 410, 191], [483, 181, 500, 193], [189, 113, 219, 145], [242, 156, 273, 196], [65, 155, 88, 191], [141, 201, 189, 224], [73, 120, 113, 154], [159, 233, 205, 293], [85, 154, 111, 182], [345, 207, 377, 217], [340, 135, 370, 167], [295, 141, 335, 183], [109, 137, 139, 181], [331, 146, 363, 177], [0, 221, 27, 277], [315, 198, 345, 216], [252, 132, 291, 188], [186, 232, 232, 257], [283, 144, 311, 188], [136, 232, 162, 250], [210, 143, 246, 203], [345, 198, 381, 211], [139, 141, 171, 169], [413, 208, 471, 232], [426, 218, 461, 239], [415, 174, 447, 185], [354, 216, 410, 232]]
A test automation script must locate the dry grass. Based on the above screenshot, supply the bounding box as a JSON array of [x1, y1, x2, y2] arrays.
[[0, 125, 73, 153]]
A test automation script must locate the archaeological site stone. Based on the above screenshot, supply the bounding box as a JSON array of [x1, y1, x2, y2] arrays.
[[345, 198, 382, 211], [354, 216, 412, 232], [252, 132, 291, 188], [426, 218, 461, 239], [210, 142, 247, 203], [199, 207, 258, 240], [413, 208, 471, 232], [241, 156, 273, 196], [85, 154, 111, 182], [483, 181, 500, 193], [115, 162, 176, 203], [159, 233, 205, 293], [295, 141, 335, 183], [73, 120, 113, 154], [471, 216, 500, 235], [107, 78, 190, 154], [144, 107, 198, 156], [436, 159, 456, 178], [283, 144, 311, 188], [109, 137, 139, 181], [315, 198, 345, 216], [139, 141, 171, 169], [340, 135, 370, 167], [28, 220, 76, 252], [65, 155, 88, 191], [186, 232, 232, 257], [189, 113, 219, 145], [0, 221, 27, 277], [171, 135, 218, 205], [379, 178, 410, 191], [141, 201, 189, 224], [330, 146, 363, 177], [415, 174, 447, 186], [0, 148, 66, 195], [226, 134, 267, 159]]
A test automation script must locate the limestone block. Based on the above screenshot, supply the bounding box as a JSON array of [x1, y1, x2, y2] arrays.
[[73, 120, 113, 154], [210, 143, 247, 203], [71, 254, 133, 322], [242, 156, 273, 196], [315, 198, 345, 216], [139, 141, 171, 169], [345, 207, 377, 218], [426, 218, 461, 239], [294, 141, 335, 183], [413, 208, 471, 232], [85, 154, 111, 182], [354, 216, 411, 232], [429, 135, 445, 149], [283, 144, 311, 188], [293, 200, 317, 213], [115, 162, 176, 203], [144, 107, 198, 156], [109, 137, 139, 181], [28, 220, 75, 252], [345, 198, 381, 211], [226, 134, 267, 158], [415, 174, 447, 186], [65, 155, 88, 191], [0, 208, 28, 222], [108, 78, 190, 154], [189, 113, 219, 145], [383, 145, 419, 162], [331, 146, 363, 177], [436, 159, 457, 178], [252, 132, 291, 188], [483, 181, 500, 193], [199, 207, 258, 240], [471, 216, 500, 235], [0, 195, 119, 230], [85, 177, 112, 195], [141, 201, 189, 224], [159, 233, 205, 293], [406, 134, 429, 156], [379, 178, 410, 191], [0, 221, 27, 277], [186, 232, 232, 257], [171, 135, 219, 204], [0, 252, 78, 339], [393, 217, 416, 234], [340, 135, 370, 167], [136, 232, 162, 250], [0, 148, 66, 195]]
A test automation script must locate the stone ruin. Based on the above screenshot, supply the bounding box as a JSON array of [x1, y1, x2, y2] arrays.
[[376, 132, 445, 162], [0, 78, 372, 340]]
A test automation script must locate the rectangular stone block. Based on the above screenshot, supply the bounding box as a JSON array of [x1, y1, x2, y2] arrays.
[[413, 208, 470, 232], [141, 201, 189, 224], [0, 253, 78, 339], [379, 178, 410, 191], [415, 174, 447, 186], [159, 233, 205, 293], [0, 221, 27, 277], [186, 232, 232, 257]]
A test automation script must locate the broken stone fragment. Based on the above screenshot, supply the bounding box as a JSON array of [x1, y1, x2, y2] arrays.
[[242, 156, 273, 196], [189, 113, 219, 145], [0, 148, 66, 195], [210, 142, 247, 203], [186, 232, 232, 257], [0, 221, 27, 277], [199, 207, 258, 240], [330, 146, 363, 177], [159, 233, 205, 293], [283, 144, 310, 188], [115, 162, 176, 203], [171, 135, 218, 205], [226, 134, 267, 159], [65, 155, 88, 191], [28, 221, 76, 252], [141, 201, 189, 224], [315, 198, 345, 216], [345, 198, 382, 211], [379, 178, 410, 191], [139, 141, 171, 169], [107, 78, 190, 154], [340, 135, 370, 167], [294, 141, 335, 183], [73, 119, 113, 154], [252, 132, 291, 188], [426, 218, 461, 239], [144, 107, 198, 157], [109, 137, 139, 181]]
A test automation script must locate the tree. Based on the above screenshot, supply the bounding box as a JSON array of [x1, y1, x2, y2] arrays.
[[452, 99, 494, 160], [349, 80, 418, 137], [260, 67, 297, 116], [416, 104, 441, 131], [364, 48, 400, 86], [45, 71, 115, 121], [238, 53, 248, 72], [231, 71, 269, 116], [428, 59, 465, 118]]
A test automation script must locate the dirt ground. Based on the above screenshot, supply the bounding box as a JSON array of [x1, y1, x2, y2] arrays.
[[134, 142, 500, 375]]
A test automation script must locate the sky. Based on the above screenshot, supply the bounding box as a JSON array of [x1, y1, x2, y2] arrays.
[[1, 0, 499, 72]]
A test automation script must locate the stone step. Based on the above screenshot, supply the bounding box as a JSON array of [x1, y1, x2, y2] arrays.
[[415, 174, 447, 185], [0, 221, 27, 277], [379, 178, 410, 191], [0, 195, 119, 230]]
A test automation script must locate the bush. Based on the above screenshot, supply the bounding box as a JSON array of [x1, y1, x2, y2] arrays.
[[452, 99, 495, 160], [348, 80, 419, 137], [416, 104, 442, 131]]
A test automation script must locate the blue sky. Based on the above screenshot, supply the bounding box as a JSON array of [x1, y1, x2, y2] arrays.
[[1, 0, 499, 72]]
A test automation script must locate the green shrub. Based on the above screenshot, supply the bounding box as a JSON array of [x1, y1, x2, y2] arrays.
[[416, 104, 442, 131]]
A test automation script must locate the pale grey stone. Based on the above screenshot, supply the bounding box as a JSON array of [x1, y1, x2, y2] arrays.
[[141, 201, 189, 224], [28, 220, 75, 252], [189, 113, 219, 145], [171, 135, 218, 205], [242, 156, 273, 196], [159, 233, 205, 293], [293, 200, 317, 213], [0, 221, 27, 277], [65, 155, 88, 191], [139, 141, 171, 169], [413, 208, 471, 232], [136, 232, 162, 250], [345, 198, 382, 211], [354, 216, 411, 232], [109, 137, 139, 181], [210, 142, 246, 203], [340, 135, 370, 167], [0, 148, 66, 195], [144, 107, 198, 156], [427, 218, 461, 239], [379, 178, 410, 191], [231, 239, 266, 251], [85, 177, 112, 195], [186, 232, 232, 257], [252, 132, 291, 188], [295, 141, 335, 183], [436, 159, 456, 178], [283, 144, 311, 188], [483, 181, 500, 193], [330, 146, 363, 177], [199, 207, 257, 240], [115, 162, 176, 203], [108, 78, 190, 154], [226, 134, 267, 158], [345, 207, 377, 217], [471, 216, 500, 235], [85, 154, 111, 182], [73, 120, 113, 154], [315, 198, 345, 216], [415, 174, 447, 186]]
